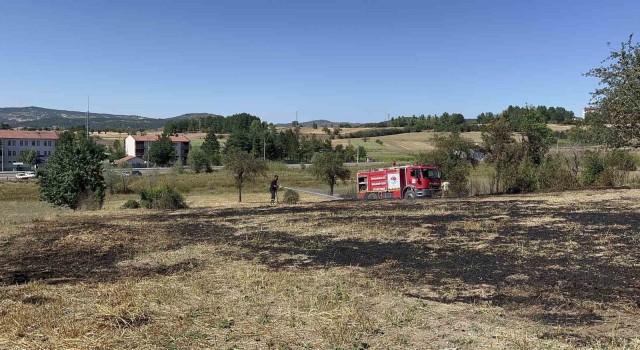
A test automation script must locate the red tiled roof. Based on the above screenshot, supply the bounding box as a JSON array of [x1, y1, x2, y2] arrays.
[[170, 135, 190, 142], [0, 130, 59, 140], [114, 155, 143, 165], [130, 135, 159, 142], [130, 135, 190, 142]]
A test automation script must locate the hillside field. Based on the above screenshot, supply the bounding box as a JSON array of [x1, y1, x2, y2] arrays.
[[91, 124, 574, 163], [0, 180, 639, 349]]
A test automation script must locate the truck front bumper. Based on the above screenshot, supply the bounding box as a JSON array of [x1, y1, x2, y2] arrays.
[[416, 189, 440, 197]]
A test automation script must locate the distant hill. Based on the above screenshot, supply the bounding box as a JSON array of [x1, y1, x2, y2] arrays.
[[0, 106, 170, 130], [276, 119, 359, 127], [170, 112, 225, 120]]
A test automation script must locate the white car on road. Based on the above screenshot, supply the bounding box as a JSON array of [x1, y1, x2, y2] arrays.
[[15, 172, 36, 180]]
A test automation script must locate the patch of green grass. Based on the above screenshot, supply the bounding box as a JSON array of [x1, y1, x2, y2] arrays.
[[0, 182, 39, 201]]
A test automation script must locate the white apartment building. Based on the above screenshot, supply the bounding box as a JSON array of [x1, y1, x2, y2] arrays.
[[0, 130, 59, 171], [124, 134, 190, 164]]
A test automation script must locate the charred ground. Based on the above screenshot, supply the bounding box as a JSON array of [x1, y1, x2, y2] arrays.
[[1, 190, 639, 349]]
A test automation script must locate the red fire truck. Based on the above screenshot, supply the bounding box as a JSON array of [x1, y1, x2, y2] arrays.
[[356, 165, 442, 199]]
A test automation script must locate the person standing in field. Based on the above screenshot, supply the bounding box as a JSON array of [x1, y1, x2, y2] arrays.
[[270, 175, 279, 205]]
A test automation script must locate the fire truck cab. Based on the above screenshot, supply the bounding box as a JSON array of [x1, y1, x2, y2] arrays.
[[356, 165, 442, 200]]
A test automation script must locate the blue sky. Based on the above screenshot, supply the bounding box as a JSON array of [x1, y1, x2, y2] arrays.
[[0, 0, 638, 123]]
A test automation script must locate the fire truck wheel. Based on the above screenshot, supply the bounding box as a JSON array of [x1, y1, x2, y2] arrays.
[[366, 193, 378, 200], [404, 189, 417, 199]]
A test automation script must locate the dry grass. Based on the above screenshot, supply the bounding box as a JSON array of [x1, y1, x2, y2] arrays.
[[1, 185, 639, 349]]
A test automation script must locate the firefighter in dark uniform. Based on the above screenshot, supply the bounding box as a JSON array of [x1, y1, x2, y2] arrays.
[[270, 175, 279, 204]]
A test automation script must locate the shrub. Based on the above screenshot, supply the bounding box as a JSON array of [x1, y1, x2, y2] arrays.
[[537, 154, 579, 191], [509, 160, 538, 194], [187, 147, 211, 173], [282, 189, 300, 204], [375, 139, 384, 145], [581, 150, 635, 187], [121, 199, 141, 209], [172, 162, 185, 174], [581, 151, 605, 186], [606, 149, 637, 171], [140, 186, 188, 210], [446, 164, 471, 196]]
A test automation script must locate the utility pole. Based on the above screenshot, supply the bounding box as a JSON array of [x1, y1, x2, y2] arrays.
[[1, 137, 3, 172]]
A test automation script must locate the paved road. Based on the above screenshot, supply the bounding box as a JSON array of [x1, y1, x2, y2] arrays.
[[0, 162, 385, 182]]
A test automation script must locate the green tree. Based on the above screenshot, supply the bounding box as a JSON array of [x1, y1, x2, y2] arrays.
[[476, 112, 496, 124], [39, 132, 107, 209], [201, 129, 221, 165], [18, 149, 37, 168], [222, 148, 267, 202], [357, 145, 367, 161], [201, 129, 220, 154], [311, 151, 351, 196], [521, 121, 555, 165], [223, 130, 252, 154], [482, 117, 515, 193], [109, 139, 126, 162], [503, 106, 555, 165], [187, 147, 211, 173], [148, 134, 176, 166], [416, 132, 476, 196], [585, 34, 640, 147]]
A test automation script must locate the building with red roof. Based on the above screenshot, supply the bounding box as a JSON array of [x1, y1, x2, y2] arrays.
[[0, 130, 59, 171], [124, 134, 190, 165]]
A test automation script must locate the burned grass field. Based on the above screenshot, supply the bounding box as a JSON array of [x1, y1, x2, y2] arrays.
[[1, 190, 639, 349]]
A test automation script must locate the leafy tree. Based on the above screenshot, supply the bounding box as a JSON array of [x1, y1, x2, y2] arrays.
[[18, 149, 37, 168], [476, 112, 496, 124], [416, 132, 477, 196], [187, 147, 211, 173], [201, 129, 221, 165], [202, 130, 220, 154], [312, 122, 318, 129], [357, 145, 367, 161], [39, 132, 107, 209], [585, 34, 640, 147], [148, 134, 176, 166], [502, 106, 555, 165], [222, 148, 267, 202], [249, 119, 266, 158], [521, 121, 555, 165], [311, 151, 351, 196], [223, 130, 252, 154], [482, 117, 516, 193], [109, 139, 126, 162]]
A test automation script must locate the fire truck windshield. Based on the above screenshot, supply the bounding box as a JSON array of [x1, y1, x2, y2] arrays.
[[422, 168, 440, 179]]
